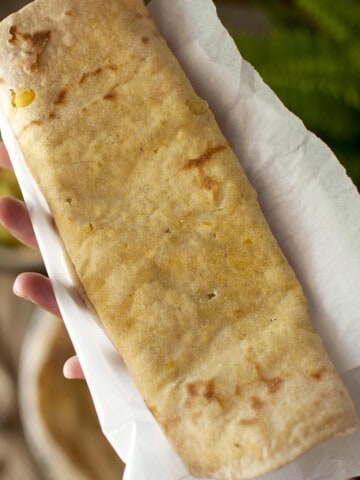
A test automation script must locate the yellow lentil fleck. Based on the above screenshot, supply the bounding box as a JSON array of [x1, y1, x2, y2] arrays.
[[11, 89, 35, 108], [165, 360, 176, 370]]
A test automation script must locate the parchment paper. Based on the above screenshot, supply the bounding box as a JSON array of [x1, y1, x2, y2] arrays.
[[0, 0, 359, 479]]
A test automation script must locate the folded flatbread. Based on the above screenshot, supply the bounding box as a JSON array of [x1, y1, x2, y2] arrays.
[[0, 0, 357, 478]]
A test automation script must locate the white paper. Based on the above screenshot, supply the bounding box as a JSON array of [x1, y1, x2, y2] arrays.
[[1, 0, 359, 479]]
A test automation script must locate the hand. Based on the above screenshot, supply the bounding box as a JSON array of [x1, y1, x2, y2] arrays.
[[0, 142, 84, 379]]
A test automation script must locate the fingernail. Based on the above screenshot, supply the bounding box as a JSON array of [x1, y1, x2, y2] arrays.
[[13, 276, 28, 299], [13, 276, 22, 296], [63, 361, 72, 379]]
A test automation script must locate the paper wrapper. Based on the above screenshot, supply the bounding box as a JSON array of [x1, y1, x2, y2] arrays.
[[1, 0, 359, 479]]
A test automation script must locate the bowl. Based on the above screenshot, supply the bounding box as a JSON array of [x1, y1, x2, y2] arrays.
[[18, 308, 125, 480]]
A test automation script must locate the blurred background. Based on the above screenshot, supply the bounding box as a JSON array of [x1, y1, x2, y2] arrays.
[[0, 0, 359, 479], [218, 0, 360, 187]]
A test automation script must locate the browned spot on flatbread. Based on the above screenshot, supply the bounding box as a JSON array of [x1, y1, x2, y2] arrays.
[[9, 27, 52, 74], [267, 376, 283, 394], [80, 67, 104, 84], [103, 91, 117, 101], [19, 119, 43, 135], [235, 385, 242, 396], [80, 72, 91, 83], [65, 10, 73, 16], [23, 31, 52, 50], [187, 379, 215, 400], [310, 367, 327, 380], [204, 380, 217, 402], [141, 36, 150, 44], [79, 65, 119, 84], [251, 396, 263, 411], [54, 88, 67, 105], [182, 145, 225, 198], [186, 378, 226, 409], [13, 28, 51, 73], [0, 78, 4, 84], [200, 173, 220, 192], [29, 119, 42, 127], [48, 111, 58, 120], [239, 417, 257, 426], [254, 363, 284, 394], [186, 380, 213, 397], [8, 26, 18, 45], [183, 144, 227, 170]]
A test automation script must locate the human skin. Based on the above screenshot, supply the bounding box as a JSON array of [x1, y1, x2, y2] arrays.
[[0, 142, 84, 379]]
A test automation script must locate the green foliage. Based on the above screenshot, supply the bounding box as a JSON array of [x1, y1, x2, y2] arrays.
[[230, 0, 360, 185]]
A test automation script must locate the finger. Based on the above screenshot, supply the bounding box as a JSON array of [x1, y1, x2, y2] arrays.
[[13, 274, 85, 380], [0, 143, 13, 170], [0, 196, 38, 250], [13, 272, 61, 318], [63, 356, 85, 380]]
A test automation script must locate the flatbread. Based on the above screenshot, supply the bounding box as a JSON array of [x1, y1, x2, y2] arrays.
[[0, 0, 357, 478]]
